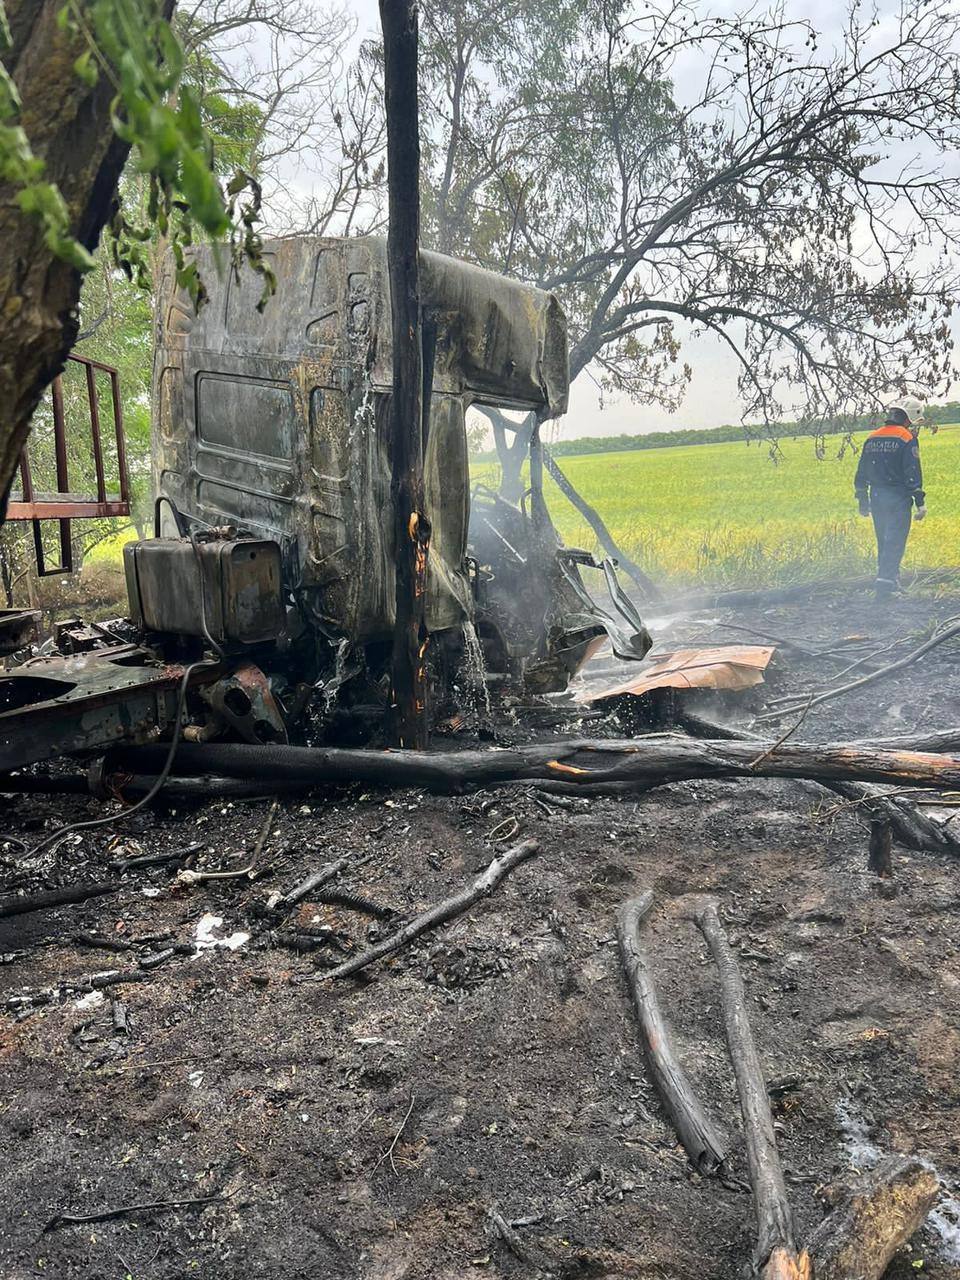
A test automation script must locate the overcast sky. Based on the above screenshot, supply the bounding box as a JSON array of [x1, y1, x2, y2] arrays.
[[331, 0, 956, 440]]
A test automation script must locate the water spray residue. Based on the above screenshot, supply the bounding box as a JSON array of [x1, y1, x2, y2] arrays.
[[836, 1097, 960, 1263], [462, 620, 492, 721]]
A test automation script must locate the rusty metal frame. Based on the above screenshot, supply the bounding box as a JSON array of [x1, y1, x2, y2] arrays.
[[6, 353, 131, 575]]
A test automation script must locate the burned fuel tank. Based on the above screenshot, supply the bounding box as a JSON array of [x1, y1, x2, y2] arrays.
[[152, 235, 568, 645]]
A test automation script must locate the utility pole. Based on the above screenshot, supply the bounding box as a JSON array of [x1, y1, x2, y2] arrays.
[[380, 0, 430, 749]]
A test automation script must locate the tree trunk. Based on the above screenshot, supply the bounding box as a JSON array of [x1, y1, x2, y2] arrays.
[[380, 0, 429, 749], [805, 1155, 938, 1280], [0, 0, 167, 507], [115, 736, 960, 794]]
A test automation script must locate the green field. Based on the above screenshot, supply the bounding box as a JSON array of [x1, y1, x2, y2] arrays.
[[475, 426, 960, 588]]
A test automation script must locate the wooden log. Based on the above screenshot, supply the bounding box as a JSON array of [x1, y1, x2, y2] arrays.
[[806, 1155, 938, 1280], [117, 737, 960, 794], [380, 0, 429, 749], [616, 892, 727, 1174], [694, 901, 809, 1279], [304, 838, 540, 982]]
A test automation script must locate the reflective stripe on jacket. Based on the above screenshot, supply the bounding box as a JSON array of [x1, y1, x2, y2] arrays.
[[854, 423, 925, 506]]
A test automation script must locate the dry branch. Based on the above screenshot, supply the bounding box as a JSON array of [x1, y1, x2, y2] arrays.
[[266, 853, 354, 913], [616, 892, 727, 1174], [304, 838, 541, 982], [44, 1192, 227, 1232], [694, 901, 809, 1279], [805, 1155, 938, 1280]]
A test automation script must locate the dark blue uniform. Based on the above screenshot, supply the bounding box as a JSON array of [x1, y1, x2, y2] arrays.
[[854, 423, 924, 592]]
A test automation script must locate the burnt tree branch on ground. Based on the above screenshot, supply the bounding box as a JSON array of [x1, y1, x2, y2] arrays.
[[676, 713, 960, 857], [758, 618, 960, 723], [694, 900, 810, 1280], [303, 838, 540, 982], [616, 892, 727, 1174], [806, 1155, 938, 1280]]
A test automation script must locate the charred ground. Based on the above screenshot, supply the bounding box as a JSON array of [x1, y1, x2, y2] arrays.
[[1, 586, 959, 1279]]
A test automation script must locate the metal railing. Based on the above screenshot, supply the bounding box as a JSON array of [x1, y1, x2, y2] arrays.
[[6, 354, 131, 575]]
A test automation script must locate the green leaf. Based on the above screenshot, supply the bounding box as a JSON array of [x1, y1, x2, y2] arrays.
[[179, 147, 227, 235], [74, 50, 99, 87]]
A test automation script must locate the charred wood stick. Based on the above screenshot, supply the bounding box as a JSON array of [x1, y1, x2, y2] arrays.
[[72, 932, 131, 953], [117, 738, 960, 793], [695, 901, 809, 1280], [111, 999, 128, 1035], [868, 819, 894, 877], [616, 893, 727, 1174], [805, 1155, 938, 1280], [306, 838, 540, 982], [315, 888, 393, 920], [269, 853, 353, 912], [486, 1206, 549, 1270], [44, 1191, 227, 1232], [0, 881, 118, 918], [110, 843, 201, 873]]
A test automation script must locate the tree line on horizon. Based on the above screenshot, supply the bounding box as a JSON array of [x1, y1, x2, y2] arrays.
[[471, 403, 960, 462]]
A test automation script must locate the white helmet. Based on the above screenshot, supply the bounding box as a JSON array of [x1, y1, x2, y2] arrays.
[[886, 394, 926, 423]]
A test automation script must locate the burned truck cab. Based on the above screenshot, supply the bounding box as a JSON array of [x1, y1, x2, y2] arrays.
[[143, 235, 647, 702], [0, 238, 649, 773]]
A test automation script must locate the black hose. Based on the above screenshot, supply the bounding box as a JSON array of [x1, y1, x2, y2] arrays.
[[314, 889, 394, 920]]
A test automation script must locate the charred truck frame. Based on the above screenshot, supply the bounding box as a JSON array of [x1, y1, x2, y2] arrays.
[[0, 237, 650, 773]]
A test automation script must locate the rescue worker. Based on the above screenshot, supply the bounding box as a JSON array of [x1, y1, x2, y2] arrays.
[[854, 395, 927, 600]]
